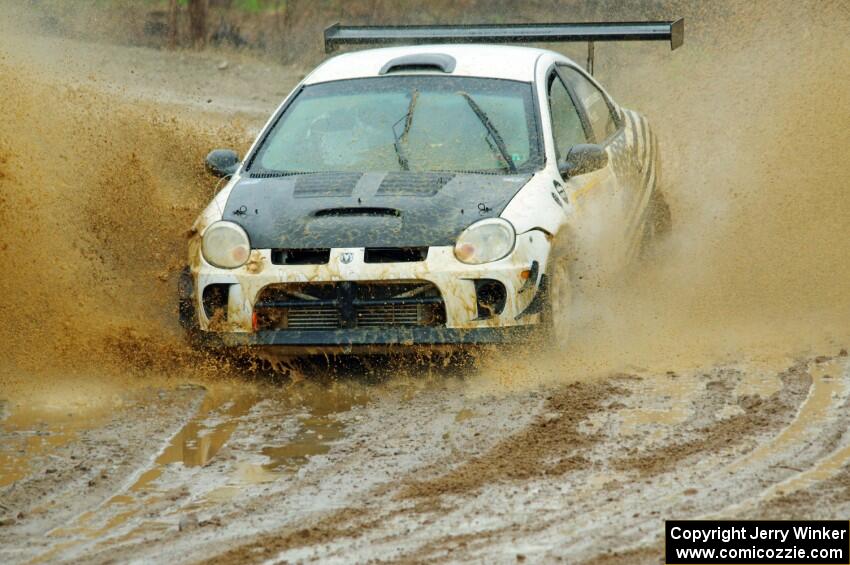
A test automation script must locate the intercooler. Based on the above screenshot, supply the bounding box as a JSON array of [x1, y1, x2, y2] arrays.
[[253, 281, 446, 331]]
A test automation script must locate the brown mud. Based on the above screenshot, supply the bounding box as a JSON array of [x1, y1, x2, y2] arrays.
[[1, 1, 850, 563]]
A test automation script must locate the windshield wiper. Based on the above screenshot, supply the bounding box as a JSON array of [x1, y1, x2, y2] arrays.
[[392, 89, 419, 171], [457, 91, 517, 174]]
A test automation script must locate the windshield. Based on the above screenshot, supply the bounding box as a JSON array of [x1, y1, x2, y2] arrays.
[[248, 76, 542, 175]]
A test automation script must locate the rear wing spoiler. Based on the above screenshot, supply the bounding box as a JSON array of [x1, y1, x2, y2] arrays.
[[324, 20, 684, 74]]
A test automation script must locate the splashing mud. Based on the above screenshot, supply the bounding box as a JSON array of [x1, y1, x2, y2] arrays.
[[488, 0, 850, 384], [0, 1, 846, 390], [0, 58, 251, 390]]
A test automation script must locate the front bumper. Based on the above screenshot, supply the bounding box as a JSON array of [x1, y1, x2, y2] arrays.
[[186, 231, 551, 349], [213, 325, 533, 348]]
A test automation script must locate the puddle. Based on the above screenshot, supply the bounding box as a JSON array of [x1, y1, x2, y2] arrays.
[[38, 379, 370, 561], [48, 385, 258, 539], [235, 381, 369, 483], [204, 485, 240, 502], [617, 372, 702, 435], [772, 442, 850, 497], [734, 370, 784, 398], [260, 414, 344, 470], [106, 381, 368, 542], [586, 471, 629, 489], [128, 388, 260, 494], [0, 397, 118, 488], [620, 407, 689, 429], [234, 413, 349, 484]]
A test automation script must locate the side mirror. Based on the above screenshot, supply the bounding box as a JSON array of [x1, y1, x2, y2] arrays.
[[558, 144, 608, 178], [205, 149, 240, 178]]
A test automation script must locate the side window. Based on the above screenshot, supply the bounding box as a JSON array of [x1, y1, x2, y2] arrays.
[[558, 66, 618, 143], [548, 74, 587, 162]]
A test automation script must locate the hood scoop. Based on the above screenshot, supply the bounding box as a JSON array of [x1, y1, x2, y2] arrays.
[[314, 207, 401, 218]]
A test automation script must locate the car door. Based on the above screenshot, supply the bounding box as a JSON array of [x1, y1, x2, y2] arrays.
[[556, 65, 640, 270], [547, 68, 622, 281]]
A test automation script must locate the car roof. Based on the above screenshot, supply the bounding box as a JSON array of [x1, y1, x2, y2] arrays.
[[304, 44, 567, 84]]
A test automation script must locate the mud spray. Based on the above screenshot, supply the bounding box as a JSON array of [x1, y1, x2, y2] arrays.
[[496, 0, 850, 386], [0, 48, 252, 402], [0, 1, 848, 399]]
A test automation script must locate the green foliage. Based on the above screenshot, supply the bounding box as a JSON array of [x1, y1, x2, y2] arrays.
[[235, 0, 263, 12]]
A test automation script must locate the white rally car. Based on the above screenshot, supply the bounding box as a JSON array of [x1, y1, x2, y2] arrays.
[[179, 21, 682, 353]]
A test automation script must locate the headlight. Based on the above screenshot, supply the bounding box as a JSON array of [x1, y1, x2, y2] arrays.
[[454, 218, 516, 264], [202, 221, 251, 269]]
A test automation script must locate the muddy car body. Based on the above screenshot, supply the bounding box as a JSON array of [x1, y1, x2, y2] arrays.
[[180, 23, 681, 354]]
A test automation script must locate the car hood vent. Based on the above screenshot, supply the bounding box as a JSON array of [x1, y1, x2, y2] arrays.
[[223, 171, 533, 249], [293, 172, 362, 198], [314, 207, 401, 218], [377, 172, 454, 197]]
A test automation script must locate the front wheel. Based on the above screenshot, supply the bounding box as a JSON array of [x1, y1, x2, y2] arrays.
[[640, 188, 672, 255], [543, 257, 572, 347]]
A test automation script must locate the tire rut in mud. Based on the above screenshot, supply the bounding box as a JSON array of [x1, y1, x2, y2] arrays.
[[399, 380, 626, 499], [194, 381, 623, 565], [211, 359, 839, 564], [612, 364, 810, 477]]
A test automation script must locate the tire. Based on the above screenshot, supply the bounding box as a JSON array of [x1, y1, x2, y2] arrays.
[[177, 266, 197, 332], [543, 257, 573, 347], [640, 188, 672, 255], [177, 266, 209, 350]]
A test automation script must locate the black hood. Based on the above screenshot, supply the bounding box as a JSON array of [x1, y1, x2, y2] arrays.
[[222, 171, 532, 249]]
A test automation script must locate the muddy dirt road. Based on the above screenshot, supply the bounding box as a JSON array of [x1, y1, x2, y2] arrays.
[[4, 355, 850, 564], [1, 2, 850, 563]]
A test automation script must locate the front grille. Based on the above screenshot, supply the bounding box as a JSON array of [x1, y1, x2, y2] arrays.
[[357, 304, 420, 327], [364, 247, 428, 263], [287, 306, 340, 330], [253, 281, 445, 331], [271, 248, 330, 265]]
